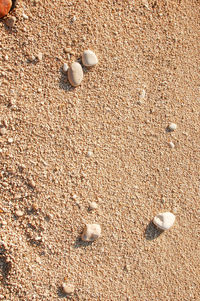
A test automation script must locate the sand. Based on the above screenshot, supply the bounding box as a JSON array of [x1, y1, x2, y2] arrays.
[[0, 0, 199, 300]]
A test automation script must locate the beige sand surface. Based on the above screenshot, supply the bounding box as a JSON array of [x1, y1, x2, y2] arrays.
[[0, 0, 200, 300]]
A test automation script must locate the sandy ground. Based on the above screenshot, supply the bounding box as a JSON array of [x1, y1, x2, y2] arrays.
[[0, 0, 200, 300]]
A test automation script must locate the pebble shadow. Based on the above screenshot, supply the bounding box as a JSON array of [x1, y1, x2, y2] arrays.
[[145, 221, 164, 240], [59, 67, 75, 92], [73, 236, 93, 249]]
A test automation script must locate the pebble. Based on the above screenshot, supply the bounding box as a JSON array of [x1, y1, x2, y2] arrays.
[[82, 50, 98, 67], [5, 16, 16, 27], [169, 141, 175, 148], [81, 224, 101, 241], [37, 52, 43, 61], [63, 63, 69, 73], [153, 212, 175, 230], [28, 179, 36, 188], [8, 137, 13, 143], [62, 283, 75, 295], [0, 128, 7, 135], [168, 123, 177, 132], [15, 210, 24, 217], [68, 62, 83, 87], [89, 201, 98, 210], [87, 150, 93, 157], [0, 0, 12, 18]]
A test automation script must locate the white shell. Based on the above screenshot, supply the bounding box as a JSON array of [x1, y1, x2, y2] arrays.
[[81, 224, 101, 241], [153, 212, 175, 230], [68, 62, 83, 87], [82, 50, 98, 67]]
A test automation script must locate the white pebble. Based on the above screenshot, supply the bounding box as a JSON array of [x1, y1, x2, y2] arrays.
[[81, 224, 101, 241], [87, 150, 93, 157], [68, 62, 83, 87], [22, 13, 29, 20], [82, 50, 98, 67], [62, 283, 75, 295], [8, 138, 13, 144], [37, 52, 43, 61], [153, 212, 175, 230], [0, 128, 7, 135], [169, 141, 175, 148], [4, 55, 9, 61], [15, 210, 24, 217], [89, 201, 98, 210], [168, 123, 177, 131], [63, 63, 69, 73]]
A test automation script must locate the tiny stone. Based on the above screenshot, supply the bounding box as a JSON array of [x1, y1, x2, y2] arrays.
[[22, 13, 29, 20], [65, 47, 72, 53], [4, 55, 9, 61], [89, 201, 98, 210], [82, 50, 98, 67], [37, 88, 42, 93], [62, 283, 75, 295], [37, 52, 43, 61], [153, 212, 175, 230], [169, 141, 175, 148], [168, 123, 177, 132], [8, 138, 13, 144], [5, 16, 16, 28], [87, 150, 93, 157], [0, 128, 7, 135], [63, 63, 69, 73], [68, 62, 83, 87], [15, 210, 24, 217], [28, 179, 36, 188], [32, 202, 38, 211], [72, 16, 76, 22], [81, 224, 101, 241]]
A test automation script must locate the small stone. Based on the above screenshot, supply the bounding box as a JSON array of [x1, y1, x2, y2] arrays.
[[62, 283, 75, 295], [87, 150, 93, 157], [8, 137, 13, 143], [153, 212, 175, 230], [9, 98, 16, 106], [32, 202, 38, 211], [81, 224, 101, 241], [4, 55, 9, 61], [5, 16, 16, 28], [89, 201, 98, 210], [169, 141, 175, 148], [0, 128, 7, 135], [168, 123, 177, 132], [82, 50, 98, 67], [28, 179, 36, 188], [68, 62, 83, 87], [15, 210, 24, 217], [63, 63, 69, 73], [22, 12, 29, 20], [37, 52, 43, 61]]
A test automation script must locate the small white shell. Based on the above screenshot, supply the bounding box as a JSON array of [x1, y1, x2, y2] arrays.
[[153, 212, 175, 230]]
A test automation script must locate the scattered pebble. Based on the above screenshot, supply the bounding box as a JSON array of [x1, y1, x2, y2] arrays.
[[87, 150, 93, 157], [0, 128, 7, 135], [5, 16, 16, 27], [169, 141, 175, 148], [89, 201, 98, 211], [82, 50, 98, 67], [9, 98, 16, 106], [15, 210, 24, 217], [63, 63, 69, 73], [168, 123, 177, 132], [62, 283, 75, 295], [68, 62, 83, 87], [22, 12, 29, 20], [153, 212, 175, 230], [4, 55, 9, 61], [37, 52, 43, 61], [81, 224, 101, 241], [28, 179, 36, 188], [8, 137, 13, 143]]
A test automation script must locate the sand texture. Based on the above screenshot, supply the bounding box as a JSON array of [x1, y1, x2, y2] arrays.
[[0, 0, 200, 300]]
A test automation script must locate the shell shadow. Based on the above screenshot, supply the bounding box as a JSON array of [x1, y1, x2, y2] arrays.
[[145, 221, 164, 240], [73, 236, 93, 249]]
